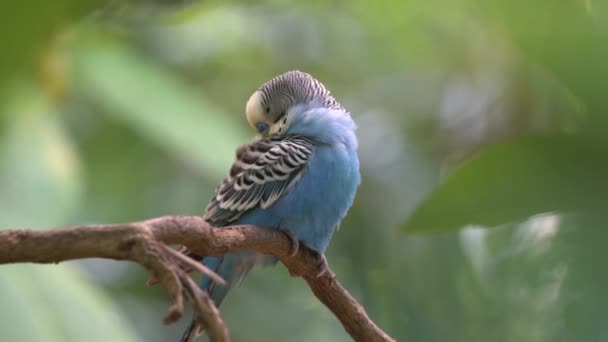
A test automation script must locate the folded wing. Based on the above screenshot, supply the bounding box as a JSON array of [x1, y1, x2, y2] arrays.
[[204, 135, 315, 226]]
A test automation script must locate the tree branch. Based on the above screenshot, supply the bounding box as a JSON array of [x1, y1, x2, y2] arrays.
[[0, 215, 395, 342]]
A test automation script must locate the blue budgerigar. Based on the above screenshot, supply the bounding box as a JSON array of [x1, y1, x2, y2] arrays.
[[182, 70, 360, 341]]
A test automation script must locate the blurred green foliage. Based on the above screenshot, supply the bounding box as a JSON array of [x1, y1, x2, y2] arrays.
[[1, 0, 607, 341], [406, 135, 608, 231]]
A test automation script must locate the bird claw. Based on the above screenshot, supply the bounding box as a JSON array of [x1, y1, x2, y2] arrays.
[[280, 229, 300, 257], [312, 251, 329, 278], [278, 234, 328, 278]]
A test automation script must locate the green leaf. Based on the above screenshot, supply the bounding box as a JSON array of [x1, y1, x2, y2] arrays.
[[404, 135, 608, 233], [69, 30, 248, 178], [0, 83, 137, 342], [477, 0, 608, 138], [0, 265, 138, 342], [0, 1, 104, 93], [0, 83, 82, 227]]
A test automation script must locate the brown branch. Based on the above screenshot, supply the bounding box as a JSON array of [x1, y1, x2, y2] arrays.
[[0, 215, 395, 342]]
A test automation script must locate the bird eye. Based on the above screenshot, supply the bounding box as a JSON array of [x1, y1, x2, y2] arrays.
[[265, 107, 270, 113], [255, 122, 269, 133]]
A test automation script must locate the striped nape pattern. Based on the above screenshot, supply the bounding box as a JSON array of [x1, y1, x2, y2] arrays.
[[258, 70, 345, 115]]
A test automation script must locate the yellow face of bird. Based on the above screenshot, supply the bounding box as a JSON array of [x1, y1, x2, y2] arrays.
[[245, 91, 273, 136]]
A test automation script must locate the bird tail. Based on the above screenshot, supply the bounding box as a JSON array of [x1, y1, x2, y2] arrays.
[[181, 252, 272, 342]]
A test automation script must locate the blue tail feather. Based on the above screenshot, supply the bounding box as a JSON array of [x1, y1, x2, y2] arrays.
[[181, 253, 256, 342], [203, 253, 252, 306]]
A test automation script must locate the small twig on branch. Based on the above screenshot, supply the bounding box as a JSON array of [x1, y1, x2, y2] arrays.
[[0, 215, 395, 342]]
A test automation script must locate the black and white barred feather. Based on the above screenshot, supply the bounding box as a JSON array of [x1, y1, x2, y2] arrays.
[[257, 70, 345, 116], [204, 135, 315, 226]]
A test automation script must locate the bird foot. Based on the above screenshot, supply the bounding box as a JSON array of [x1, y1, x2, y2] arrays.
[[280, 229, 300, 257], [311, 250, 329, 278]]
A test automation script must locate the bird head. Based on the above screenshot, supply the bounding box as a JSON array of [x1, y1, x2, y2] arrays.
[[245, 70, 343, 137]]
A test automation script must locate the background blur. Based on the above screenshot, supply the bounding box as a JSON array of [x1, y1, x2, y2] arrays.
[[1, 1, 607, 341]]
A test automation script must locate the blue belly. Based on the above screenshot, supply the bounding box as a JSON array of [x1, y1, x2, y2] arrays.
[[236, 141, 360, 252]]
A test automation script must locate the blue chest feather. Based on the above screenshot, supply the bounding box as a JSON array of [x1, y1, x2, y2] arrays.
[[235, 106, 360, 252]]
